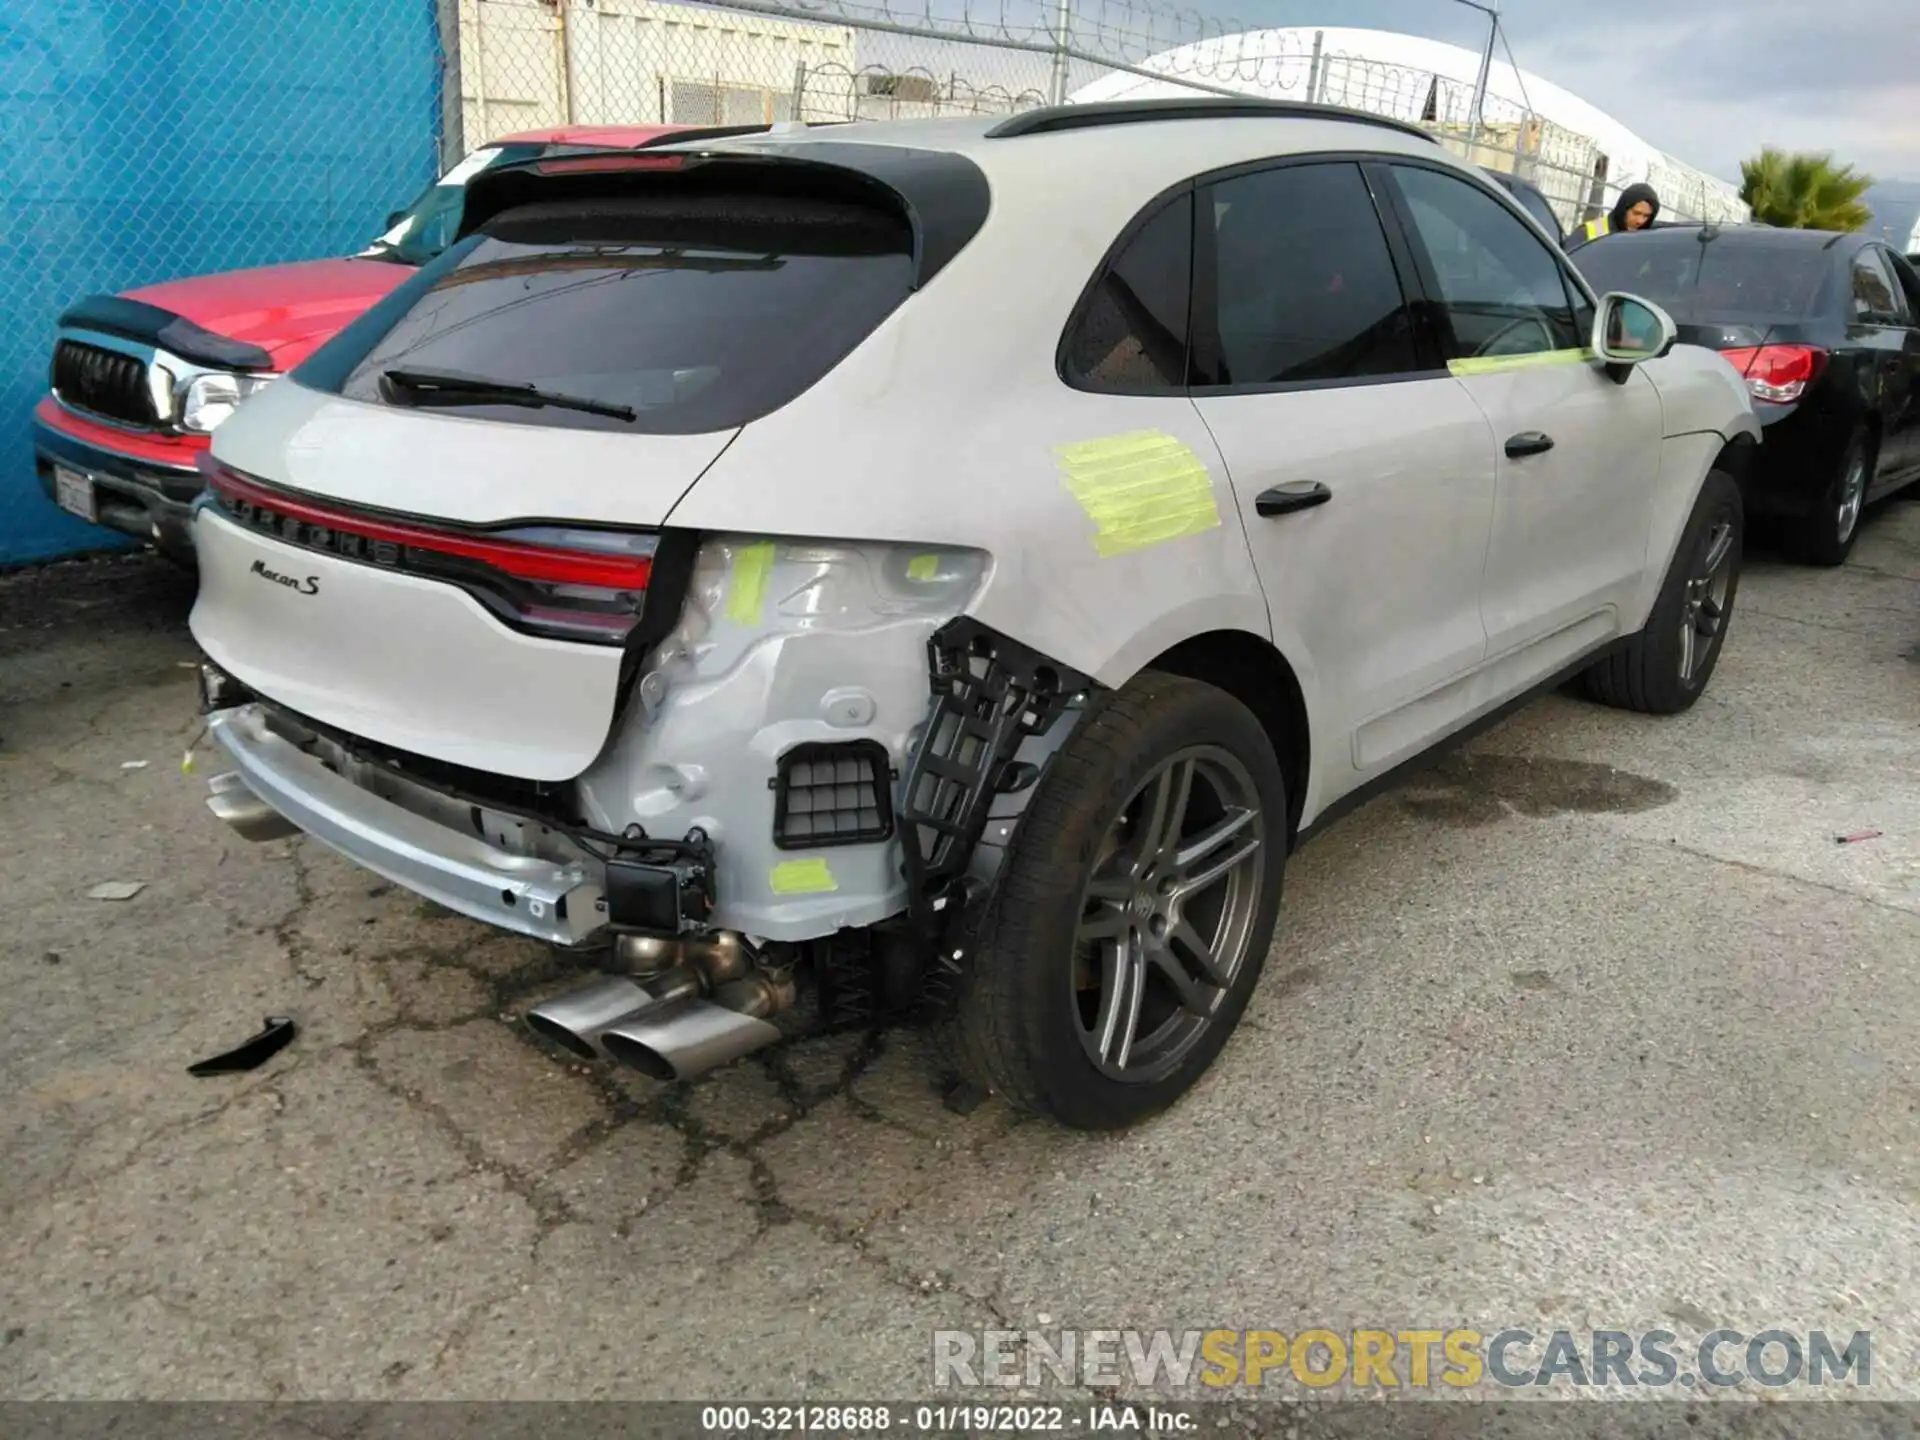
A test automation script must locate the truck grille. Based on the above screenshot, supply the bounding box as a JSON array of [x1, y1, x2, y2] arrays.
[[52, 340, 157, 427]]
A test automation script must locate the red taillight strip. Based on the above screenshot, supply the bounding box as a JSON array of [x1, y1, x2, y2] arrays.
[[534, 154, 687, 175], [201, 460, 653, 591]]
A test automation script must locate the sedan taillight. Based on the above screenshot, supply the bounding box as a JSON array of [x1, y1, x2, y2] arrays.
[[1719, 344, 1828, 404], [200, 457, 657, 645]]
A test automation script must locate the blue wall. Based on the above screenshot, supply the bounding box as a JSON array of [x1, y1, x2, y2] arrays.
[[0, 0, 443, 564]]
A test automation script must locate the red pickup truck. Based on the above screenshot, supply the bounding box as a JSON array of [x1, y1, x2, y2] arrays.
[[33, 123, 740, 559]]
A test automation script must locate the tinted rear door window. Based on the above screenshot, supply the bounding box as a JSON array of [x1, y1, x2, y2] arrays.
[[1194, 162, 1419, 387], [336, 192, 916, 434]]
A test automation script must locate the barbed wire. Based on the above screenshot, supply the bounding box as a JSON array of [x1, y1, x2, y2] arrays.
[[459, 0, 1742, 229]]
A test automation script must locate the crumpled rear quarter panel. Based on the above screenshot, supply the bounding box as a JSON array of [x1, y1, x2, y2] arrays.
[[576, 534, 988, 941]]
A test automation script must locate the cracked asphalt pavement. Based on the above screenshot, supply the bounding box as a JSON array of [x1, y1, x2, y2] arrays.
[[1, 501, 1917, 1408]]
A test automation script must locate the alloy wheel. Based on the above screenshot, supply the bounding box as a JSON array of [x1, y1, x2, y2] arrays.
[[1679, 518, 1736, 684], [1835, 449, 1868, 547], [1071, 747, 1267, 1084]]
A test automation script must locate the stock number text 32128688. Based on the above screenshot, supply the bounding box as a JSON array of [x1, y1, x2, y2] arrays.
[[700, 1404, 1073, 1433]]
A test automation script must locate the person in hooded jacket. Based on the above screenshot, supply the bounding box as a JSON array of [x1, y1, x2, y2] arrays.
[[1568, 183, 1661, 249]]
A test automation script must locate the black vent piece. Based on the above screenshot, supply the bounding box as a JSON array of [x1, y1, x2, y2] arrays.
[[772, 740, 893, 849], [52, 340, 156, 427]]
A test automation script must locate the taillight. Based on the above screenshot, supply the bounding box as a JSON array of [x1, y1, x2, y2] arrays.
[[1719, 344, 1828, 404], [199, 457, 656, 645]]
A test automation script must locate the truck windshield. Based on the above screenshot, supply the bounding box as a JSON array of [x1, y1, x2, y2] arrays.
[[360, 145, 551, 267]]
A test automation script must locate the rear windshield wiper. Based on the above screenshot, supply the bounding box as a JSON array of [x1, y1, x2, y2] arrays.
[[379, 366, 636, 422]]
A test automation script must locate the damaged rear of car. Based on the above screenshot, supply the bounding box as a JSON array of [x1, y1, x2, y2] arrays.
[[190, 127, 1217, 1127], [193, 107, 1732, 1131]]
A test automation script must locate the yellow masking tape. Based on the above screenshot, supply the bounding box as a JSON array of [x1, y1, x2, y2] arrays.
[[1448, 347, 1594, 378], [769, 858, 838, 895], [905, 553, 941, 581], [725, 541, 775, 626], [1054, 429, 1221, 559]]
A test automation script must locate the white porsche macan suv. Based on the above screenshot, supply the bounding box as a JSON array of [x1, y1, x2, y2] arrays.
[[188, 99, 1761, 1130]]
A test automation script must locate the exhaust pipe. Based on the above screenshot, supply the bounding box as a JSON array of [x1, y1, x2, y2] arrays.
[[524, 975, 658, 1062], [600, 973, 796, 1082], [524, 933, 766, 1064], [206, 771, 300, 842]]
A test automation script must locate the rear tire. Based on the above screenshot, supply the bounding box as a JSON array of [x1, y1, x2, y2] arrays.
[[939, 672, 1287, 1131], [1783, 428, 1873, 567], [1580, 468, 1742, 715]]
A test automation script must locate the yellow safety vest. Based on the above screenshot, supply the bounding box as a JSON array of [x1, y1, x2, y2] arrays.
[[1581, 217, 1613, 242]]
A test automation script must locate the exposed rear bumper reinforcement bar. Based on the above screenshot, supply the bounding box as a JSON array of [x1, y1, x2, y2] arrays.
[[204, 703, 607, 945]]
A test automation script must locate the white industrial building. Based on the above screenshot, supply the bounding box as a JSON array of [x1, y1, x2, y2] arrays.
[[460, 0, 857, 139], [1071, 26, 1749, 228], [458, 0, 1041, 143]]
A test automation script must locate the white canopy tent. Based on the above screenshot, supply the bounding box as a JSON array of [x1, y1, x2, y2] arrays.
[[1071, 26, 1748, 226]]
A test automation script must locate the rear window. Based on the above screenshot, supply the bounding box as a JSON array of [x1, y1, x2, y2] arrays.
[[1573, 234, 1831, 322], [336, 192, 916, 434]]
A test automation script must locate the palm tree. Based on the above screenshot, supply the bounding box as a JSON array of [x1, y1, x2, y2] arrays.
[[1739, 148, 1875, 231]]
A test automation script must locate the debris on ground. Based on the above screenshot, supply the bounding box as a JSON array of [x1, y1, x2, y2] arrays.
[[1836, 830, 1883, 845], [86, 881, 146, 901], [943, 1078, 991, 1115], [188, 1016, 298, 1076], [120, 760, 149, 771]]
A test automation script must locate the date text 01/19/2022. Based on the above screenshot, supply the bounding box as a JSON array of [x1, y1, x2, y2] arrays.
[[698, 1403, 1092, 1433]]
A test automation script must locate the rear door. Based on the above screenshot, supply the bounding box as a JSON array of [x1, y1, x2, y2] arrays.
[[1853, 245, 1920, 480], [1382, 160, 1664, 670], [1184, 158, 1501, 790]]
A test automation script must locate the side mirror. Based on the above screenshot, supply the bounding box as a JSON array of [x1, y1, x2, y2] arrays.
[[1592, 291, 1678, 383]]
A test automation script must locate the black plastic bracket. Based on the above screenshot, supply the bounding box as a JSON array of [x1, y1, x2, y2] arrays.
[[195, 658, 257, 715], [894, 618, 1096, 1005], [603, 826, 716, 937]]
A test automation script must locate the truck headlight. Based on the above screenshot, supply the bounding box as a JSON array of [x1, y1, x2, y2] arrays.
[[181, 372, 278, 434]]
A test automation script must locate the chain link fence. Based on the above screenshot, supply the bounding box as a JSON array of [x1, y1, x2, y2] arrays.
[[4, 0, 1742, 565], [457, 0, 1746, 233], [0, 0, 446, 565]]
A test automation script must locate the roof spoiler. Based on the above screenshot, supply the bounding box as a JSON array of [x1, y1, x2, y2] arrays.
[[452, 139, 990, 290]]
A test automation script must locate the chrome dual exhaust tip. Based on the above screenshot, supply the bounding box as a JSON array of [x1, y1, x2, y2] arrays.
[[523, 975, 657, 1062], [525, 941, 794, 1082], [598, 997, 785, 1082]]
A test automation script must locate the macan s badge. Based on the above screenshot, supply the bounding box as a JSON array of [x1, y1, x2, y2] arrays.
[[248, 558, 319, 596]]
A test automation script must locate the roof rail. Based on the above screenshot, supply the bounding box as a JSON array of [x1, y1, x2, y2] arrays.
[[984, 97, 1438, 143]]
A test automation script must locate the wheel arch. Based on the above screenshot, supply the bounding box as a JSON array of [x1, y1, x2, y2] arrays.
[[1630, 428, 1746, 630], [1712, 428, 1759, 484], [1144, 628, 1310, 848]]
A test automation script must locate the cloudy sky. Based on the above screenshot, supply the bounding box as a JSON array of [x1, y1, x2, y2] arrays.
[[1238, 0, 1916, 183]]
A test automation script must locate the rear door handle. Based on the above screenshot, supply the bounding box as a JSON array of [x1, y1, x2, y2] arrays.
[[1505, 431, 1555, 458], [1255, 481, 1332, 517]]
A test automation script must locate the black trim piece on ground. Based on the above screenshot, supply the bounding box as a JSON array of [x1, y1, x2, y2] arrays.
[[56, 294, 275, 372]]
